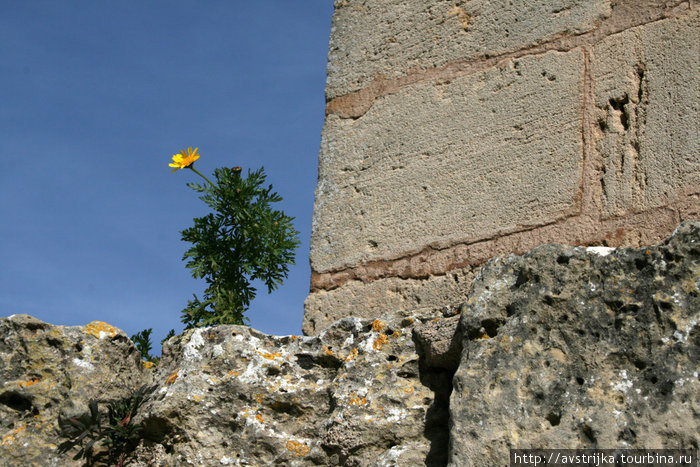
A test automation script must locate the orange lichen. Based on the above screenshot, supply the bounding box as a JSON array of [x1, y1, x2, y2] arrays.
[[165, 371, 179, 385], [403, 386, 414, 394], [84, 321, 117, 339], [345, 348, 358, 361], [142, 360, 155, 369], [290, 335, 299, 341], [17, 378, 40, 388], [254, 393, 263, 403], [255, 413, 263, 423], [258, 351, 281, 360], [373, 333, 389, 350], [323, 345, 334, 356], [371, 320, 385, 332], [286, 440, 310, 457], [391, 330, 401, 338], [1, 426, 25, 446], [227, 369, 241, 377], [349, 395, 367, 406]]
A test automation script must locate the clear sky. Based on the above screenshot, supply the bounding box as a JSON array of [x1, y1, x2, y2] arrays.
[[0, 2, 334, 346]]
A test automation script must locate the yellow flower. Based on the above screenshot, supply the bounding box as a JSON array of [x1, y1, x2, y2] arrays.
[[169, 147, 200, 172]]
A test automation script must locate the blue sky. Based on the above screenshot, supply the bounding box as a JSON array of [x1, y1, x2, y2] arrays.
[[0, 2, 334, 345]]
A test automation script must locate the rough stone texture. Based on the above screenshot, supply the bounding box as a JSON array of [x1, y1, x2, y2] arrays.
[[0, 223, 697, 465], [130, 311, 453, 466], [303, 267, 474, 336], [326, 0, 611, 99], [592, 12, 700, 218], [306, 1, 699, 332], [449, 222, 700, 465], [0, 316, 150, 466], [312, 49, 584, 274]]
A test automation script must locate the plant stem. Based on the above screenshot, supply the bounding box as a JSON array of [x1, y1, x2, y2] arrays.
[[189, 166, 216, 188]]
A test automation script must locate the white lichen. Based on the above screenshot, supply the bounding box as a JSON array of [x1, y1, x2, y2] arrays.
[[71, 358, 94, 371], [586, 246, 616, 256]]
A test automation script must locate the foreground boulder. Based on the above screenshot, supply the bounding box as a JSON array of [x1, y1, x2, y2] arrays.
[[0, 222, 697, 466], [0, 317, 149, 466], [450, 222, 699, 464]]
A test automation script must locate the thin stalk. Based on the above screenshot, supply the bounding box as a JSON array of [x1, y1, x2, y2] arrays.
[[188, 166, 216, 188]]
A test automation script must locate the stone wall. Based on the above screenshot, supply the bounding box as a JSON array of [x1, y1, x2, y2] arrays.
[[303, 0, 699, 335]]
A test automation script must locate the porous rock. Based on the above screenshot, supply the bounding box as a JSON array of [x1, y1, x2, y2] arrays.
[[132, 313, 449, 466], [0, 315, 150, 466], [449, 222, 699, 465]]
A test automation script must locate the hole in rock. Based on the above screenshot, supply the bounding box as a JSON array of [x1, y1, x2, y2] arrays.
[[0, 391, 34, 413], [546, 412, 561, 426]]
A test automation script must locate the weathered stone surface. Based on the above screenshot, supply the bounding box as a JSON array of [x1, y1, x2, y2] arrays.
[[0, 316, 150, 466], [312, 49, 584, 274], [449, 222, 700, 465], [303, 267, 474, 335], [133, 313, 450, 466], [592, 11, 700, 218], [326, 0, 610, 99]]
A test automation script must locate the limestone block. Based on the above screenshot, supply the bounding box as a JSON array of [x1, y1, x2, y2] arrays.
[[0, 316, 150, 466], [303, 267, 474, 335], [327, 0, 610, 98], [312, 49, 585, 273], [449, 222, 700, 464], [592, 12, 700, 218], [136, 316, 441, 466]]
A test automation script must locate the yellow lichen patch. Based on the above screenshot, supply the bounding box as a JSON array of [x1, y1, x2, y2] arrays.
[[190, 394, 203, 402], [17, 377, 40, 388], [227, 369, 241, 377], [391, 330, 401, 338], [371, 320, 385, 332], [258, 351, 281, 360], [254, 393, 263, 403], [255, 413, 263, 423], [1, 425, 25, 446], [165, 371, 179, 385], [373, 333, 389, 350], [286, 440, 310, 457], [403, 386, 414, 394], [478, 333, 490, 340], [142, 360, 155, 369], [345, 348, 358, 362], [323, 345, 334, 356], [84, 321, 117, 339], [349, 395, 367, 406]]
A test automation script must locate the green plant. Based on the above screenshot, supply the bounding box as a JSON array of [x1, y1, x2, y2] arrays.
[[58, 384, 156, 466], [170, 148, 300, 328], [131, 328, 175, 366]]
